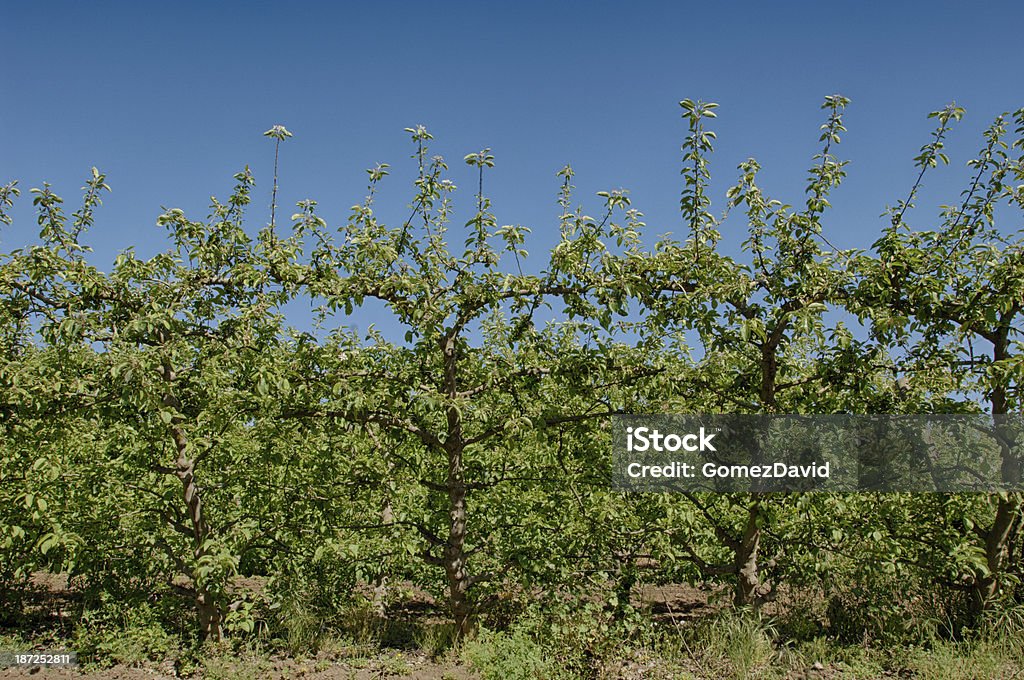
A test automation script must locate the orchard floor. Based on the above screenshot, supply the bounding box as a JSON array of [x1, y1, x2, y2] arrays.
[[0, 651, 478, 679], [3, 573, 1023, 678]]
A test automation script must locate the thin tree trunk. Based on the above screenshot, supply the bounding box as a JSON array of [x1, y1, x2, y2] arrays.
[[734, 500, 763, 607], [972, 495, 1022, 617], [728, 338, 779, 608], [970, 329, 1022, 619], [444, 458, 472, 639], [442, 335, 473, 638], [162, 358, 223, 641], [371, 495, 394, 618]]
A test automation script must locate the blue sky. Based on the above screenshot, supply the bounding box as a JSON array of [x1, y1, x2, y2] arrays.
[[3, 1, 1023, 334]]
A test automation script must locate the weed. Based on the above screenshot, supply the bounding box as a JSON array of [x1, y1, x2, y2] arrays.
[[463, 627, 560, 680], [72, 600, 178, 667], [694, 609, 776, 679]]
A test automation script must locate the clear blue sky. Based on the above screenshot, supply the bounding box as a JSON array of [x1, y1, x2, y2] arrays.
[[2, 1, 1022, 333]]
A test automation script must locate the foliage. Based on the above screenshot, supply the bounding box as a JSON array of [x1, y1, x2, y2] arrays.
[[1, 96, 1023, 675], [463, 626, 560, 680]]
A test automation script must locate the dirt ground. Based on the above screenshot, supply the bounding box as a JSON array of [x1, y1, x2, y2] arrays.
[[0, 651, 481, 679]]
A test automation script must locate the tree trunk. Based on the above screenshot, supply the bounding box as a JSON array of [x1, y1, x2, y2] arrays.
[[444, 438, 472, 638], [970, 331, 1023, 619], [734, 500, 763, 607], [371, 495, 395, 618], [741, 335, 777, 611], [971, 494, 1022, 618], [163, 358, 223, 642], [442, 335, 473, 639], [196, 590, 223, 642]]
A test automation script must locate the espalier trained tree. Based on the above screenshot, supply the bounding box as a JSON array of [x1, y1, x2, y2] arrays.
[[0, 168, 313, 639], [251, 126, 661, 637], [631, 96, 875, 606], [855, 104, 1024, 620]]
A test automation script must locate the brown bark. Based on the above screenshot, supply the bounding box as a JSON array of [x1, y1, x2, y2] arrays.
[[371, 495, 394, 618], [161, 358, 223, 641], [971, 494, 1022, 617], [962, 324, 1024, 621], [734, 500, 763, 607], [970, 328, 1023, 619], [441, 334, 473, 639], [727, 333, 781, 608]]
